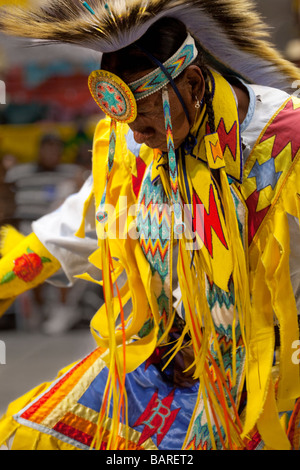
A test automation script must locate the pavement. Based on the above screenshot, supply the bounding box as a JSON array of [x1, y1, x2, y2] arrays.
[[0, 328, 96, 416]]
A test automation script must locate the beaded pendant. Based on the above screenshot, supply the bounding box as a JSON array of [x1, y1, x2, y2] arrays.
[[88, 70, 137, 123]]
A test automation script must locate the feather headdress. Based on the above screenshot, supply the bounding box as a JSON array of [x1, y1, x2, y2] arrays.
[[0, 0, 299, 92]]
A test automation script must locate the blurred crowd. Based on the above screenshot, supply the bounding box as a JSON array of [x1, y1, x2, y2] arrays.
[[286, 0, 300, 66], [0, 129, 102, 335]]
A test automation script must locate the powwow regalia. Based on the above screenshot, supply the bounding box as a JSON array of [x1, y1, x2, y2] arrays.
[[0, 0, 300, 450]]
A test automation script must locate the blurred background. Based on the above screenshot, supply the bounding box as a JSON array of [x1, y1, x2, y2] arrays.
[[0, 0, 104, 340], [0, 0, 300, 418], [0, 0, 104, 417]]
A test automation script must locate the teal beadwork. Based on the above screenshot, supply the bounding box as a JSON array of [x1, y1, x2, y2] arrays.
[[96, 81, 127, 119], [80, 1, 95, 15], [129, 37, 197, 101]]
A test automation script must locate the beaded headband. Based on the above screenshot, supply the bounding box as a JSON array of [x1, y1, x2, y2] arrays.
[[129, 34, 198, 101]]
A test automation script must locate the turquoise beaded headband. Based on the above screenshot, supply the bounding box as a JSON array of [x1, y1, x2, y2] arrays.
[[129, 34, 198, 101]]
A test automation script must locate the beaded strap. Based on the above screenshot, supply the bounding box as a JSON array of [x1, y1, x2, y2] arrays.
[[162, 87, 185, 236], [96, 119, 117, 223]]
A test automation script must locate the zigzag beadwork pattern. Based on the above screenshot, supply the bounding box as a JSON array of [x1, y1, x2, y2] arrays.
[[206, 277, 235, 310], [137, 163, 171, 280], [162, 87, 184, 236], [136, 162, 173, 337]]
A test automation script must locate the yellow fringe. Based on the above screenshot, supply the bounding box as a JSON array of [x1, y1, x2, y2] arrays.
[[74, 188, 95, 239], [219, 168, 251, 383], [177, 173, 248, 449], [241, 105, 300, 448]]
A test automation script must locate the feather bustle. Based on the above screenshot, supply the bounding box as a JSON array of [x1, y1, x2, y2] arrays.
[[0, 1, 299, 88]]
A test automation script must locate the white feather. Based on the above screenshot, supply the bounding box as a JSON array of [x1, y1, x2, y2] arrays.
[[75, 3, 293, 92]]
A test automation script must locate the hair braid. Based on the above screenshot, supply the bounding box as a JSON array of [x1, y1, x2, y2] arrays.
[[199, 65, 220, 185], [201, 67, 216, 134]]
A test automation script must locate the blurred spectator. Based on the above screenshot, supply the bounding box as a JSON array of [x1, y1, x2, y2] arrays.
[[2, 153, 18, 172], [293, 0, 300, 24], [0, 154, 16, 227], [5, 133, 79, 234], [2, 132, 97, 335], [286, 38, 300, 68], [64, 118, 93, 188]]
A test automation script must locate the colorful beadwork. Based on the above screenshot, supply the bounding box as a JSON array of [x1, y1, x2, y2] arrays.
[[129, 34, 198, 101], [79, 1, 96, 15], [96, 119, 117, 223], [88, 70, 137, 123], [136, 162, 172, 338], [162, 87, 183, 234]]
